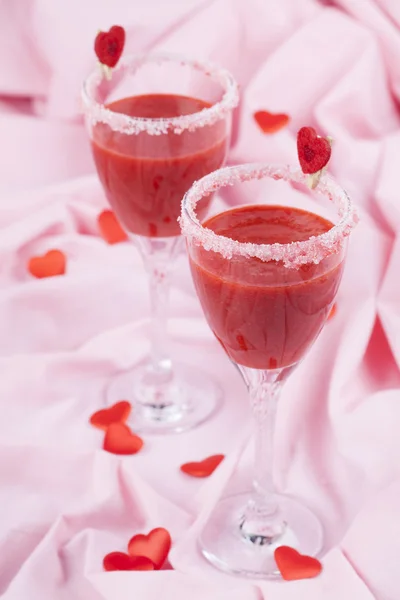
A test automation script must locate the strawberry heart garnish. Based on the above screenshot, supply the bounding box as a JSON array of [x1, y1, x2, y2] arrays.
[[103, 551, 154, 572], [94, 25, 125, 69], [274, 546, 322, 581], [90, 401, 131, 431], [98, 209, 128, 244], [28, 250, 66, 279], [254, 110, 290, 134], [103, 423, 143, 455], [297, 126, 331, 175], [128, 528, 171, 570], [180, 454, 225, 478]]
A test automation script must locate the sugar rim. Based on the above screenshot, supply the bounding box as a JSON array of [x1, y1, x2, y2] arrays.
[[179, 163, 359, 268], [81, 52, 239, 135]]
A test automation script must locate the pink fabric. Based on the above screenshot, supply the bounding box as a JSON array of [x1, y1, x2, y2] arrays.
[[1, 0, 399, 598]]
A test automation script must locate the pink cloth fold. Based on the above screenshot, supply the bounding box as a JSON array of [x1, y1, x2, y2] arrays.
[[1, 0, 400, 598]]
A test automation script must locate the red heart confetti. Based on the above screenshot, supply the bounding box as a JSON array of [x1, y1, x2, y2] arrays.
[[103, 551, 154, 572], [180, 454, 225, 478], [90, 401, 131, 431], [297, 126, 331, 175], [328, 302, 337, 320], [274, 546, 323, 581], [128, 528, 171, 570], [103, 423, 144, 455], [94, 25, 125, 69], [254, 110, 290, 134], [28, 250, 66, 279], [98, 209, 128, 245]]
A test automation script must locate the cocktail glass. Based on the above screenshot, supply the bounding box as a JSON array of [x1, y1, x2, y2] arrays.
[[82, 53, 238, 433], [180, 163, 358, 577]]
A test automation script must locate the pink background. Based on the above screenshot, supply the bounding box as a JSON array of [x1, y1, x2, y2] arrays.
[[1, 0, 400, 598]]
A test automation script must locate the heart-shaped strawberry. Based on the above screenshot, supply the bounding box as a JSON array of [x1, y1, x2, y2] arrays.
[[94, 26, 125, 68], [28, 249, 66, 279], [103, 551, 154, 572], [274, 546, 322, 581], [297, 126, 331, 174], [98, 209, 128, 245], [254, 110, 290, 134], [180, 454, 225, 478], [90, 401, 131, 431], [103, 423, 143, 455], [128, 528, 171, 570]]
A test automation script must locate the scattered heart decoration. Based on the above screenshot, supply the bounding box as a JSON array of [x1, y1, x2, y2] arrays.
[[180, 454, 225, 478], [103, 551, 154, 572], [94, 25, 125, 73], [128, 527, 171, 570], [328, 303, 337, 320], [98, 210, 128, 245], [103, 422, 144, 455], [254, 110, 290, 134], [28, 249, 66, 279], [90, 401, 131, 431], [297, 126, 332, 189], [274, 546, 323, 581]]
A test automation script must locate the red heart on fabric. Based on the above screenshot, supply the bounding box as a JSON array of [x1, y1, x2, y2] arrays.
[[254, 110, 290, 134], [328, 302, 337, 320], [94, 26, 125, 68], [297, 126, 331, 174], [274, 546, 322, 581], [103, 551, 154, 572], [103, 423, 143, 455], [90, 401, 131, 431], [98, 209, 128, 245], [28, 250, 66, 279], [128, 528, 171, 570], [180, 454, 225, 478]]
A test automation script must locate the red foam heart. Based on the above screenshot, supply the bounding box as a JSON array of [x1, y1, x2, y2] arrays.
[[297, 126, 331, 174], [128, 528, 171, 570], [274, 546, 322, 581], [98, 210, 128, 245], [103, 551, 154, 572], [254, 110, 290, 134], [180, 454, 225, 478], [28, 250, 66, 279], [94, 25, 125, 68], [90, 401, 131, 431], [103, 423, 143, 455]]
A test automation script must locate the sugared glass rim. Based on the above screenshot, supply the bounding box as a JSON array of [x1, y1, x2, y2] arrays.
[[81, 52, 239, 136], [179, 163, 359, 268]]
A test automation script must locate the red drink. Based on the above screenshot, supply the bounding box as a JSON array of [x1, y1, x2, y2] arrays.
[[91, 94, 228, 237], [189, 205, 344, 369]]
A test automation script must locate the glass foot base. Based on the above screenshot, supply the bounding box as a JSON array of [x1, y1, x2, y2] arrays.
[[106, 361, 223, 434], [199, 492, 324, 579]]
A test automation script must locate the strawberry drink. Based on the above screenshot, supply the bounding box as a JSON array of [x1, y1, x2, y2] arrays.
[[180, 161, 358, 579], [83, 52, 238, 434]]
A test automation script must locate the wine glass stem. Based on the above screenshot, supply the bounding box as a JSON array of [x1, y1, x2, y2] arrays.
[[136, 236, 181, 382], [239, 367, 286, 544], [148, 259, 171, 373], [251, 377, 280, 497]]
